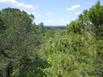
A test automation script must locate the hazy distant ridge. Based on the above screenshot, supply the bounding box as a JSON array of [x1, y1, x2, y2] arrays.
[[44, 25, 66, 29]]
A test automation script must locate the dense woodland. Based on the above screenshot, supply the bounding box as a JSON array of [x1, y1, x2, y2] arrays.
[[0, 1, 103, 77]]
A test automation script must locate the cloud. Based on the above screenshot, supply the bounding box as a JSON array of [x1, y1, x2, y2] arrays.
[[0, 0, 16, 3], [37, 14, 43, 17], [0, 0, 38, 10], [35, 5, 39, 9], [46, 12, 54, 16], [67, 4, 80, 11], [75, 12, 81, 15], [13, 2, 34, 10]]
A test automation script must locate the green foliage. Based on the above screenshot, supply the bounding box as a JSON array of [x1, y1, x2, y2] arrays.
[[39, 32, 96, 77], [89, 1, 103, 26], [67, 20, 81, 33], [39, 1, 103, 77], [0, 8, 46, 77]]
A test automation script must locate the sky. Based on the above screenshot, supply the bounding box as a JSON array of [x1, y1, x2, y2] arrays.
[[0, 0, 103, 26]]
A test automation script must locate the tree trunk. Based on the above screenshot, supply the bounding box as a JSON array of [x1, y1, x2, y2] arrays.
[[0, 69, 3, 77], [2, 62, 12, 77]]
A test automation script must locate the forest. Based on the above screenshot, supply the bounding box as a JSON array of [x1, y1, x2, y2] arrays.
[[0, 1, 103, 77]]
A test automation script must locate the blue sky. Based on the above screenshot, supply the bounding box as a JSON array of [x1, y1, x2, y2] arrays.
[[0, 0, 103, 26]]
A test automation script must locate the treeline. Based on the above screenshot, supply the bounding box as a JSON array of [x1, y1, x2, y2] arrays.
[[0, 1, 103, 77]]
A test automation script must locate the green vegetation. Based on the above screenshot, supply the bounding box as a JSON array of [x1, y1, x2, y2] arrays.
[[0, 1, 103, 77]]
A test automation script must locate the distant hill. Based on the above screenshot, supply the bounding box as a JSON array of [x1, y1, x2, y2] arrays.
[[44, 26, 66, 30]]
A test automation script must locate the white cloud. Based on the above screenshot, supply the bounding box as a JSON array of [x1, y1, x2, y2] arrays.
[[46, 12, 54, 16], [0, 0, 38, 10], [67, 4, 80, 11], [0, 0, 16, 3], [75, 12, 81, 15], [35, 5, 39, 9], [37, 14, 43, 17], [13, 2, 34, 10]]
